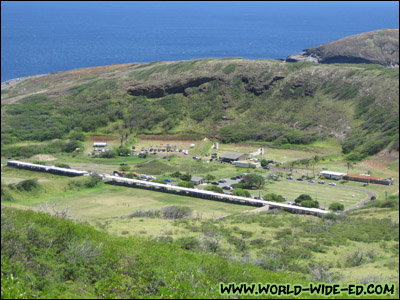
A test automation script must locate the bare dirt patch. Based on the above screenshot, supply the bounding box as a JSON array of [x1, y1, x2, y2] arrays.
[[374, 150, 399, 163], [139, 134, 199, 141], [30, 154, 57, 161], [88, 135, 119, 142], [364, 160, 389, 169]]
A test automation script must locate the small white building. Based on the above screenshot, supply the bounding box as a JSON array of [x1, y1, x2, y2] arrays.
[[319, 171, 346, 180], [233, 161, 259, 169]]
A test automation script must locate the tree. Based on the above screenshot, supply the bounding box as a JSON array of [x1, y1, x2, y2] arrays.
[[263, 193, 285, 202], [161, 206, 192, 219], [205, 174, 216, 183], [204, 185, 223, 193], [180, 173, 191, 181], [178, 181, 194, 188], [233, 189, 251, 197], [289, 161, 297, 175], [305, 159, 311, 177], [261, 159, 268, 167], [300, 200, 319, 208], [241, 174, 265, 189], [345, 161, 354, 175], [329, 202, 344, 211], [295, 194, 313, 204], [312, 155, 320, 177]]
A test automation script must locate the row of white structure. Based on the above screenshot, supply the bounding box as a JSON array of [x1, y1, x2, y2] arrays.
[[7, 160, 88, 177], [7, 160, 329, 216]]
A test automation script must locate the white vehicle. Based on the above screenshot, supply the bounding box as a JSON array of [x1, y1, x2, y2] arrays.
[[328, 182, 337, 186], [141, 174, 147, 179]]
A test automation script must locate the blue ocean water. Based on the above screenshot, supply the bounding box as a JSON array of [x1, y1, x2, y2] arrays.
[[1, 1, 399, 82]]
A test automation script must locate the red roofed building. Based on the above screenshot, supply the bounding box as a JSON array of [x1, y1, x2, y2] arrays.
[[343, 174, 394, 185]]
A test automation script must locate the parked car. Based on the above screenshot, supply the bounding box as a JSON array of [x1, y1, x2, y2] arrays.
[[120, 163, 128, 166], [329, 182, 337, 186], [308, 179, 315, 183], [218, 179, 227, 183], [164, 179, 172, 183], [231, 177, 237, 180], [222, 186, 233, 190], [211, 182, 219, 185], [286, 176, 293, 180], [322, 167, 328, 170], [263, 166, 270, 170], [205, 153, 210, 156], [297, 178, 304, 181], [318, 180, 325, 184]]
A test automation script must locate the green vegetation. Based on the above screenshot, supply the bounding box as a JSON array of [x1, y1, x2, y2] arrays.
[[264, 193, 285, 202], [2, 58, 398, 158], [329, 202, 344, 211], [1, 207, 307, 299], [1, 57, 399, 298]]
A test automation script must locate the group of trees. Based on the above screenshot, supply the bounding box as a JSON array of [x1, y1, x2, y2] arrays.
[[294, 194, 319, 208], [288, 155, 321, 177]]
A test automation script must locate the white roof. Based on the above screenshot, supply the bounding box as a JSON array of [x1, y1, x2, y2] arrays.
[[8, 160, 88, 175], [319, 171, 346, 176]]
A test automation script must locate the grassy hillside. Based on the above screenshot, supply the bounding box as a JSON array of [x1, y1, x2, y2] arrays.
[[2, 196, 398, 299], [1, 207, 308, 299], [1, 58, 398, 160]]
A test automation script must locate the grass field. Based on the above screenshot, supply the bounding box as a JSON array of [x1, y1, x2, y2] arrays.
[[255, 180, 366, 208]]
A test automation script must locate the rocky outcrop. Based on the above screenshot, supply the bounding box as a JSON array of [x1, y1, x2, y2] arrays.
[[286, 29, 399, 67], [240, 75, 285, 96], [126, 76, 216, 98]]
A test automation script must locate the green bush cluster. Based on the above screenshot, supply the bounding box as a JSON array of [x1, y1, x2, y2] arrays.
[[264, 193, 285, 202], [2, 140, 81, 158], [232, 189, 251, 197], [204, 185, 223, 193]]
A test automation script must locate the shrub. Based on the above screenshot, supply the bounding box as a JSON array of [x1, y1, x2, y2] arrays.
[[127, 209, 160, 218], [300, 200, 319, 208], [15, 179, 40, 192], [264, 193, 285, 202], [125, 172, 134, 179], [99, 151, 116, 158], [233, 189, 251, 197], [119, 165, 130, 172], [161, 206, 192, 219], [204, 185, 223, 193], [118, 147, 131, 156], [261, 159, 268, 167], [323, 213, 338, 221], [84, 174, 102, 188], [171, 171, 182, 178], [176, 236, 200, 250], [329, 202, 344, 211], [294, 194, 313, 203], [178, 181, 195, 188], [180, 173, 191, 181], [138, 153, 148, 159]]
